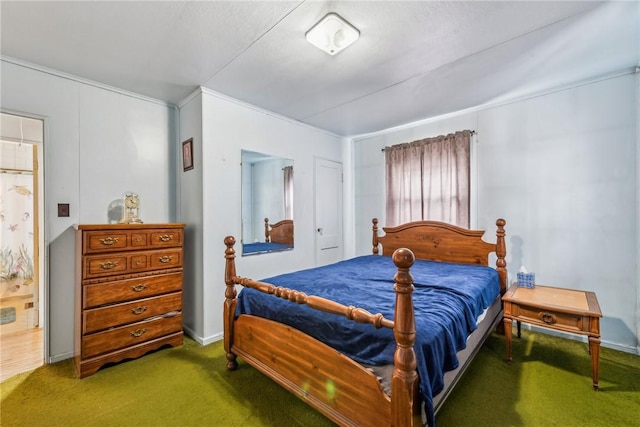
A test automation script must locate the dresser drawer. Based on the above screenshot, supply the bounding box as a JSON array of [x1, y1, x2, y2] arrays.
[[83, 231, 130, 253], [82, 312, 183, 358], [149, 230, 183, 248], [511, 304, 587, 333], [83, 272, 182, 308], [83, 254, 129, 278], [149, 249, 182, 270], [83, 228, 183, 254], [83, 292, 182, 334], [82, 249, 183, 279]]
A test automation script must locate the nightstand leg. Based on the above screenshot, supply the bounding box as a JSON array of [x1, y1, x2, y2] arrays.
[[504, 317, 513, 364], [589, 336, 600, 390], [517, 320, 521, 338]]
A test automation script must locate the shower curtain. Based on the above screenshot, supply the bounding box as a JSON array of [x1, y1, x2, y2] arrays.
[[0, 171, 34, 296]]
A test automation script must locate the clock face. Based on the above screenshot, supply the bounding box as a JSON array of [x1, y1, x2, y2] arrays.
[[124, 194, 139, 209]]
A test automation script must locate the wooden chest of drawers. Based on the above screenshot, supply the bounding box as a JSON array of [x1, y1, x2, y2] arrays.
[[75, 223, 185, 378]]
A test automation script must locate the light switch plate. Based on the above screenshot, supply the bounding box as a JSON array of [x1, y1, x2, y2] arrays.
[[58, 203, 70, 217]]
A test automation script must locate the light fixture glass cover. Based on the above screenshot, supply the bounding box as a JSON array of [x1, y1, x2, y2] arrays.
[[306, 13, 359, 56]]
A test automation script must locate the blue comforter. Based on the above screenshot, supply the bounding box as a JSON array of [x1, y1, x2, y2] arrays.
[[242, 242, 292, 254], [235, 255, 500, 426]]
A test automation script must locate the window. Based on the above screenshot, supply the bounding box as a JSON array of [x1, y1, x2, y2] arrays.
[[385, 130, 471, 227]]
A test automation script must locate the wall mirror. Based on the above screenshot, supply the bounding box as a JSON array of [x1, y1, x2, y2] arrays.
[[241, 150, 294, 256]]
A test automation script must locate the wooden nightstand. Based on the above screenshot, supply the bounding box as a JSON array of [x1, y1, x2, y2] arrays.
[[502, 284, 603, 390]]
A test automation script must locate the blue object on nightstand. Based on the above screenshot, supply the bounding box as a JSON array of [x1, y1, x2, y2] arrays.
[[517, 272, 535, 288]]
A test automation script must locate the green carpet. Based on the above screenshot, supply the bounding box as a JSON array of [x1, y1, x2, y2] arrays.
[[1, 331, 638, 426]]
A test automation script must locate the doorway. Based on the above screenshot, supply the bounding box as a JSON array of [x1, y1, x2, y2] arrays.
[[0, 112, 45, 381]]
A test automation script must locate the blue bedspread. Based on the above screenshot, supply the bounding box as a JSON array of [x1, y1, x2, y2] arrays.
[[235, 254, 500, 426], [242, 242, 292, 254]]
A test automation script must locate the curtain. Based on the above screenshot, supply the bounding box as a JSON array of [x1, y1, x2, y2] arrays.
[[283, 165, 293, 220], [385, 130, 470, 227]]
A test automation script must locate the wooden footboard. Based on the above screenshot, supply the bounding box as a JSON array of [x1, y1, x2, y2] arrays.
[[224, 237, 421, 427]]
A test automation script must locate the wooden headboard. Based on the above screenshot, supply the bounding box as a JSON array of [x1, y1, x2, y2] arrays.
[[372, 218, 507, 293], [264, 218, 294, 245]]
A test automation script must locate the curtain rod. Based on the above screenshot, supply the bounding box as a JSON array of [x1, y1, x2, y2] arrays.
[[381, 130, 476, 152]]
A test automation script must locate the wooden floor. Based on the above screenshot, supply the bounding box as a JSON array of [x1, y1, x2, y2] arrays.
[[0, 327, 44, 382]]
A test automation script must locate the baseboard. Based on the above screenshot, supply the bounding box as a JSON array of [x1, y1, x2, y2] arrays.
[[523, 324, 639, 355], [48, 351, 74, 364], [182, 326, 223, 346]]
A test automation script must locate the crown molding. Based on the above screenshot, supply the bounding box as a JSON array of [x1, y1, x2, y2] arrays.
[[1, 55, 175, 108]]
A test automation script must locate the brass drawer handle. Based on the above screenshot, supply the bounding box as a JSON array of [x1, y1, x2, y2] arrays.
[[130, 329, 146, 338], [158, 234, 173, 242], [136, 259, 142, 265], [99, 261, 118, 270], [540, 312, 556, 325], [158, 255, 173, 263], [99, 237, 118, 245], [131, 306, 147, 315], [131, 284, 147, 292]]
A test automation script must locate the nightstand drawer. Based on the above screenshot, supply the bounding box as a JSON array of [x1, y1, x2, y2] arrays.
[[511, 304, 586, 333]]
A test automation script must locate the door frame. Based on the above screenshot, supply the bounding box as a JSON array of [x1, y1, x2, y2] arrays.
[[0, 110, 48, 364]]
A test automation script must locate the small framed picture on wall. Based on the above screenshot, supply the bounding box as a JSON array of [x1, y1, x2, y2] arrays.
[[182, 138, 194, 171]]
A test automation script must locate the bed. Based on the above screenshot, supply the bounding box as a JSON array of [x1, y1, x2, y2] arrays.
[[242, 218, 294, 254], [224, 218, 507, 426], [264, 217, 294, 245]]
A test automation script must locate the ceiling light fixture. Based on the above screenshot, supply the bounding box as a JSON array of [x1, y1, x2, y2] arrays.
[[305, 13, 359, 56]]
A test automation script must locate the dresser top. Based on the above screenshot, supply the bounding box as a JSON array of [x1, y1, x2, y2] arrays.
[[76, 223, 185, 230]]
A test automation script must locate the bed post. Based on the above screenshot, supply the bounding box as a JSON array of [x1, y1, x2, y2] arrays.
[[495, 218, 507, 295], [391, 248, 421, 427], [264, 218, 270, 242], [372, 218, 379, 254], [224, 236, 239, 370]]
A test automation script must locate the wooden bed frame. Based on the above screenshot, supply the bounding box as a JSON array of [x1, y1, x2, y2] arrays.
[[264, 217, 294, 245], [224, 218, 506, 427]]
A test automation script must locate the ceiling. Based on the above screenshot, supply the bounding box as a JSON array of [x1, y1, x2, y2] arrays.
[[1, 1, 638, 137]]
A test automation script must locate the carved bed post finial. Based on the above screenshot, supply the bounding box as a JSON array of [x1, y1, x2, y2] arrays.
[[391, 248, 419, 427], [264, 218, 270, 242], [372, 218, 379, 254], [495, 219, 507, 295], [224, 236, 238, 370]]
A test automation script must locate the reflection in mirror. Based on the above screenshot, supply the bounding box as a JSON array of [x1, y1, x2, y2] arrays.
[[241, 150, 294, 256]]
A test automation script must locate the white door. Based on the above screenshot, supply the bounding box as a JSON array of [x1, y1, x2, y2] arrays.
[[315, 158, 343, 266]]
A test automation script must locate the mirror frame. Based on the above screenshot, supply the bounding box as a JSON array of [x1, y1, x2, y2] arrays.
[[241, 150, 294, 256]]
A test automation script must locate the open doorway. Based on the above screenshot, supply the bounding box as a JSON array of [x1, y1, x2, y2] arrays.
[[0, 112, 45, 381]]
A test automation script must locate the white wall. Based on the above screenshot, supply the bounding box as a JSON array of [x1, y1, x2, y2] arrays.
[[352, 73, 639, 353], [1, 59, 178, 361], [179, 88, 344, 344], [177, 92, 204, 340]]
